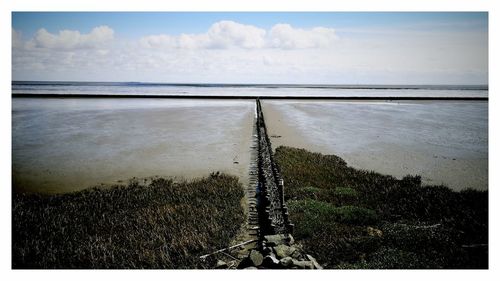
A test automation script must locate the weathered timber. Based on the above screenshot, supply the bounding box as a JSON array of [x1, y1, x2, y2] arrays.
[[255, 98, 294, 236]]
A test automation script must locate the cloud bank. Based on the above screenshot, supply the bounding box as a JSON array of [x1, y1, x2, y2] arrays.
[[26, 26, 114, 50], [140, 21, 337, 50], [11, 20, 487, 84]]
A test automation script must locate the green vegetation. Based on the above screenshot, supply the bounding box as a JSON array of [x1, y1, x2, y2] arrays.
[[12, 173, 245, 269], [275, 146, 488, 269], [332, 186, 358, 198], [289, 200, 378, 227]]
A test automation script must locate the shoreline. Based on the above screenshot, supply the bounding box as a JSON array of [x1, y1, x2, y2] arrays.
[[12, 93, 488, 100], [12, 147, 488, 269], [262, 100, 488, 191]]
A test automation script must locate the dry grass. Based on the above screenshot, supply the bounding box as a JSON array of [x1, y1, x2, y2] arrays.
[[12, 173, 244, 269]]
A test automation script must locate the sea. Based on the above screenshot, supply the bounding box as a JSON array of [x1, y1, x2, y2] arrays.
[[12, 81, 488, 193], [12, 81, 488, 98]]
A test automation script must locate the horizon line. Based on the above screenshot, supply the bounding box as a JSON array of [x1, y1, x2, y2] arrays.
[[12, 80, 489, 88], [11, 93, 488, 101]]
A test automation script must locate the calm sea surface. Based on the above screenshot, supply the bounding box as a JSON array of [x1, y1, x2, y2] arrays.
[[12, 81, 487, 98]]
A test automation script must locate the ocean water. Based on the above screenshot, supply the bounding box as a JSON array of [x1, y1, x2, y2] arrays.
[[11, 82, 488, 193], [12, 81, 488, 98]]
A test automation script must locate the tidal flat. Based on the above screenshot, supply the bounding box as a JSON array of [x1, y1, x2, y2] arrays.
[[262, 100, 488, 191], [12, 98, 255, 193], [11, 96, 488, 269]]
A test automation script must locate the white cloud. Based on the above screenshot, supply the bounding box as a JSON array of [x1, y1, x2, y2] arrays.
[[269, 24, 337, 49], [140, 21, 266, 49], [140, 34, 178, 49], [28, 25, 114, 50], [11, 21, 487, 84], [12, 29, 23, 48], [262, 56, 274, 66], [140, 21, 336, 50], [207, 20, 266, 49]]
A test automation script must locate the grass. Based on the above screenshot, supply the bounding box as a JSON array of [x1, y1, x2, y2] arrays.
[[12, 173, 245, 269], [332, 187, 358, 198], [275, 146, 488, 269], [289, 200, 378, 227]]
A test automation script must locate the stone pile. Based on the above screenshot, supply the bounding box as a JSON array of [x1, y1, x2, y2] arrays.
[[236, 234, 323, 269], [255, 98, 293, 235], [211, 100, 320, 270]]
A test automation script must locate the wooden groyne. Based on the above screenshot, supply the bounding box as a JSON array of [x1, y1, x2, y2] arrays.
[[244, 98, 294, 241], [255, 98, 294, 236], [222, 99, 322, 269]]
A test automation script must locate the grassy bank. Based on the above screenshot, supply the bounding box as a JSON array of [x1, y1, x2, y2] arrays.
[[12, 173, 245, 269], [274, 146, 488, 269]]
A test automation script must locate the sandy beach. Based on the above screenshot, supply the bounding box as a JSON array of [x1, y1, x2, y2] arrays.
[[12, 98, 255, 193], [262, 100, 488, 191]]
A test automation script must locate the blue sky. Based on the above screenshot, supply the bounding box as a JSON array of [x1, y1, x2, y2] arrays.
[[12, 12, 488, 84], [13, 12, 487, 38]]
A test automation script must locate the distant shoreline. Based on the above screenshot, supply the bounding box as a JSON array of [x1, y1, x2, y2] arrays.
[[11, 93, 488, 101], [11, 81, 489, 90]]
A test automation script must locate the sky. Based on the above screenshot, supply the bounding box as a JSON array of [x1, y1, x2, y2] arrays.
[[11, 12, 488, 84]]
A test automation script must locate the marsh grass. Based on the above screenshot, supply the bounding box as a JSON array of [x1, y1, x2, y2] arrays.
[[12, 173, 244, 269], [275, 146, 488, 269]]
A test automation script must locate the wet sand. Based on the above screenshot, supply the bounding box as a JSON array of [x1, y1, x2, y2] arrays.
[[12, 98, 255, 193], [262, 100, 488, 191], [12, 97, 488, 193]]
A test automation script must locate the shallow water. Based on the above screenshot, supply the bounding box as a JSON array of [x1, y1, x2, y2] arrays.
[[262, 100, 488, 191], [12, 82, 488, 98], [12, 98, 255, 193]]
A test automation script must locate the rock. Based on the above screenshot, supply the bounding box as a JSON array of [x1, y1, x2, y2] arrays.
[[280, 256, 293, 267], [215, 260, 228, 269], [249, 250, 264, 267], [306, 254, 323, 269], [237, 253, 248, 260], [264, 234, 290, 246], [263, 255, 281, 268], [292, 259, 315, 269], [274, 244, 295, 259], [290, 248, 302, 259], [367, 226, 383, 237]]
